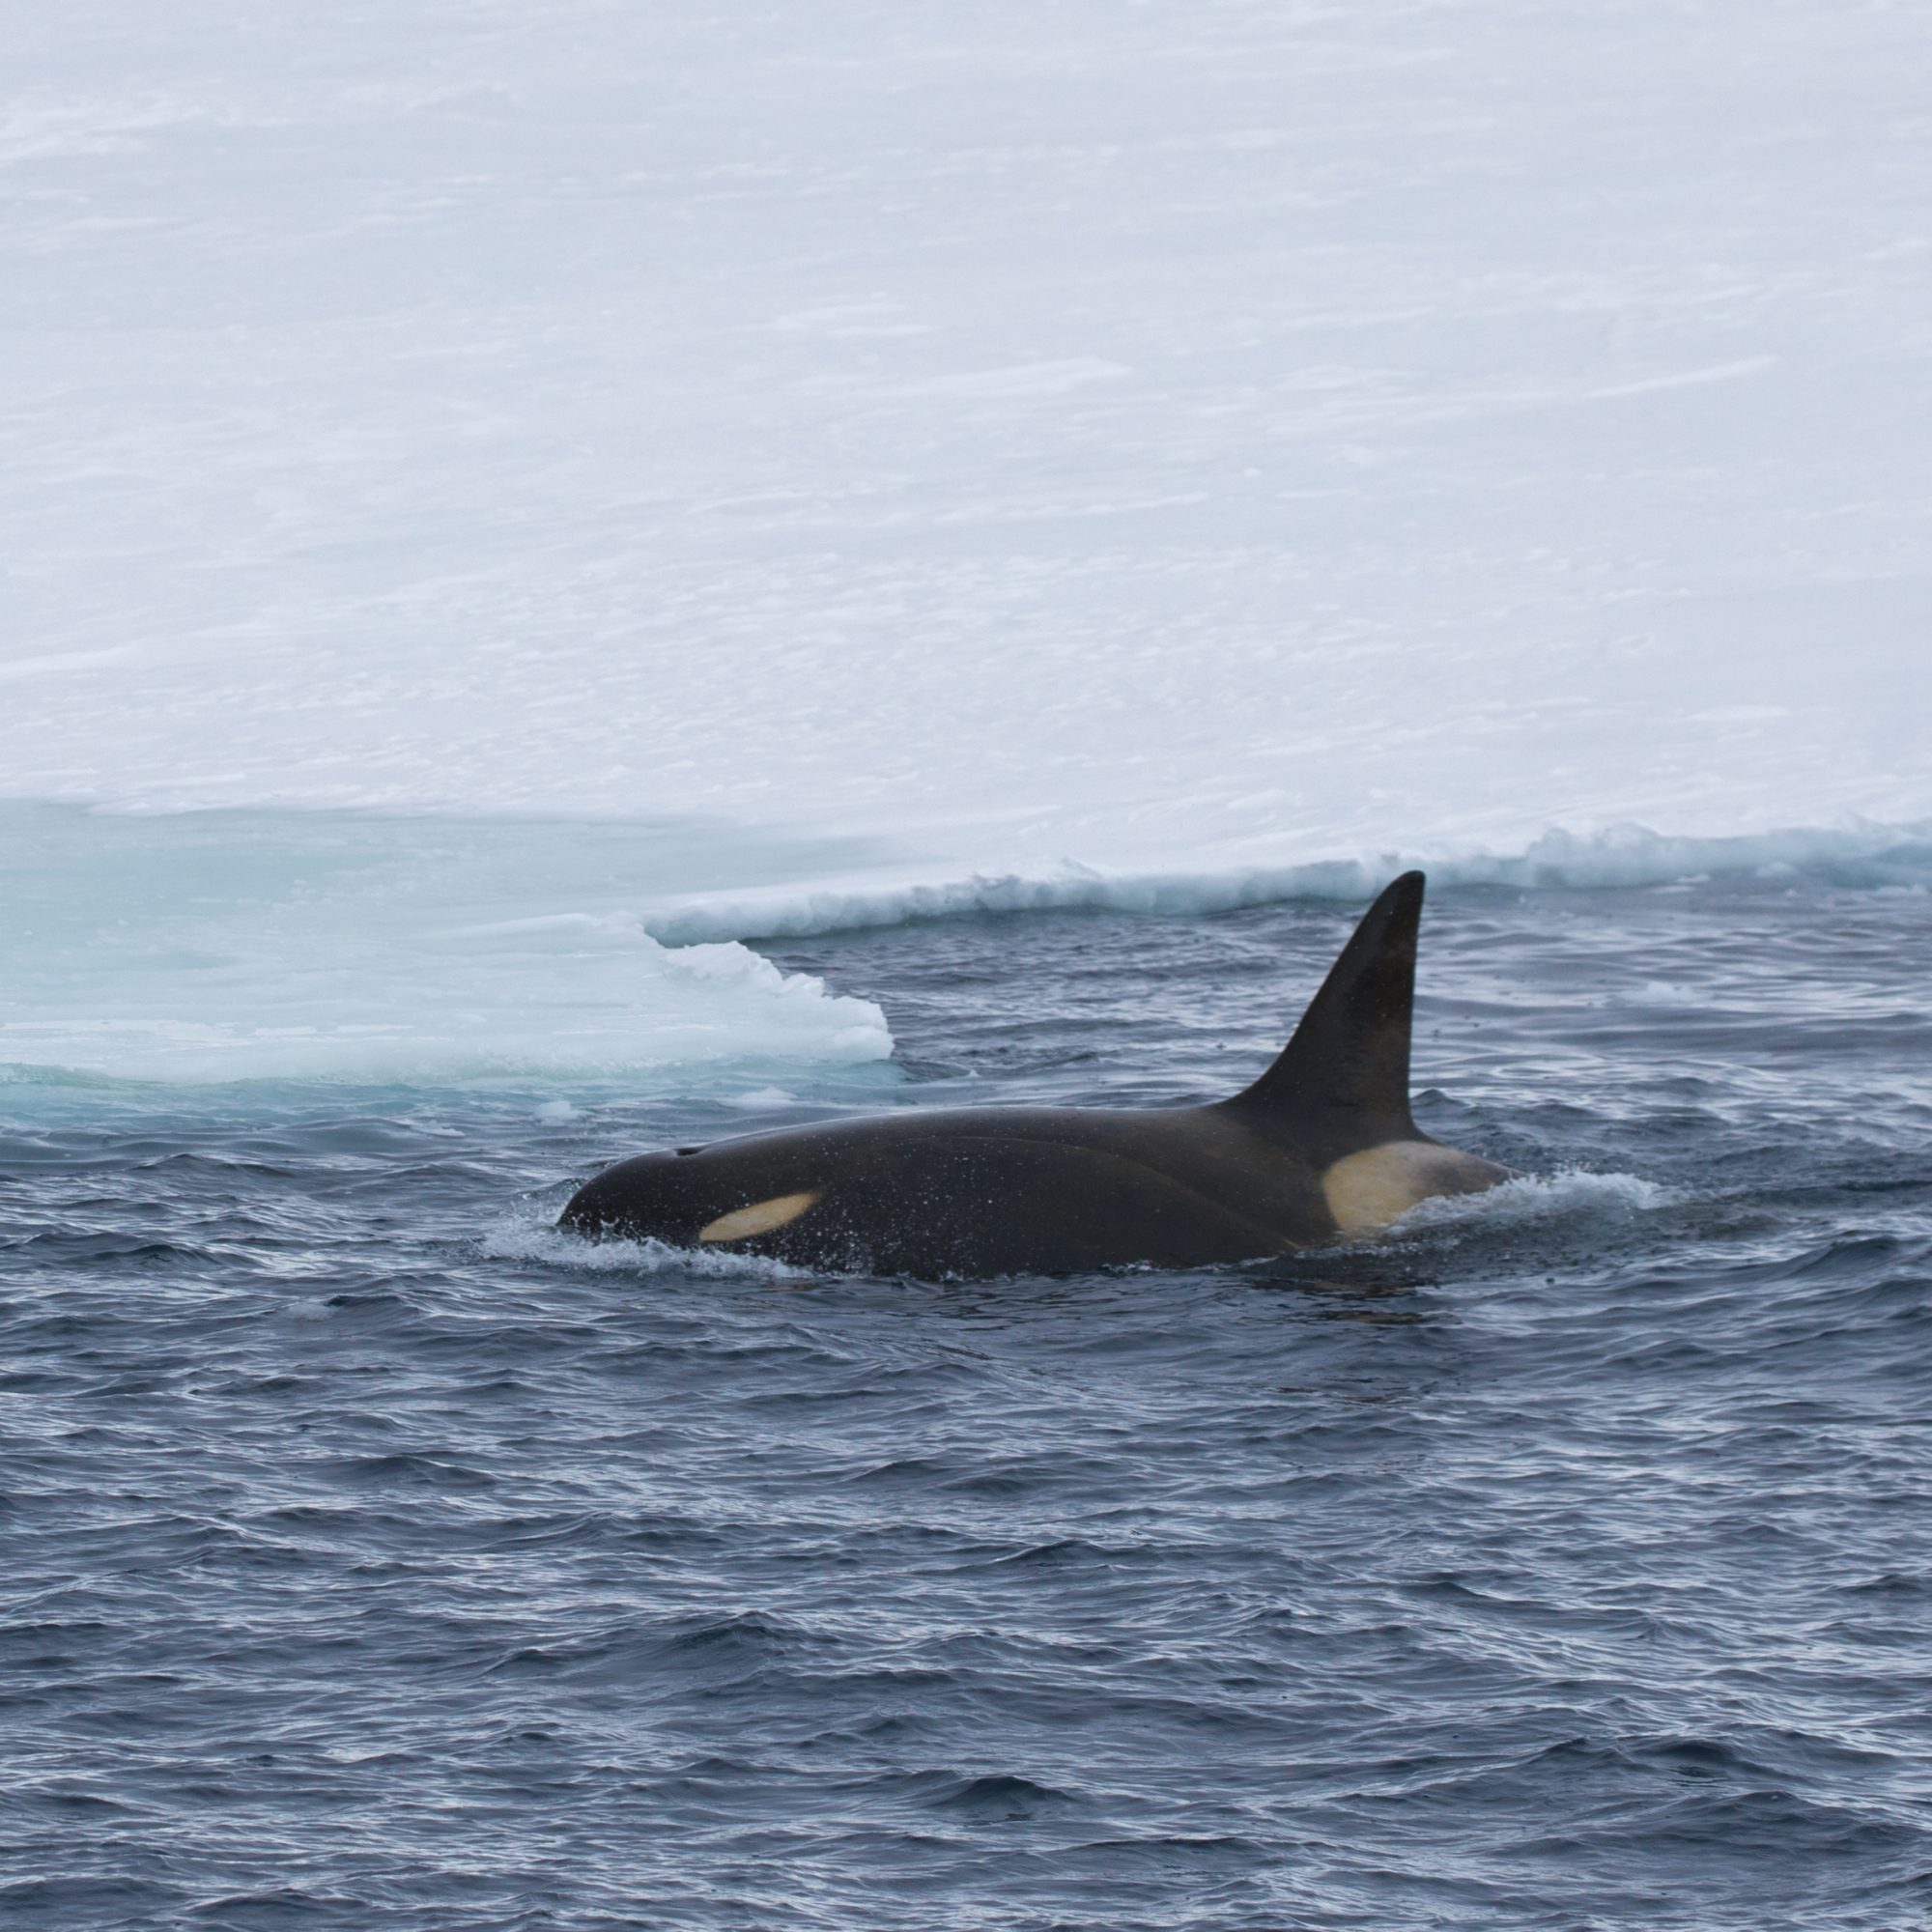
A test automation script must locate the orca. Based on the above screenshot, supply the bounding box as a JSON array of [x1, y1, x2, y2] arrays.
[[558, 871, 1510, 1276]]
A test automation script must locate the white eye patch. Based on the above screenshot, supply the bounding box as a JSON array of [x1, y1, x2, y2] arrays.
[[697, 1191, 821, 1243]]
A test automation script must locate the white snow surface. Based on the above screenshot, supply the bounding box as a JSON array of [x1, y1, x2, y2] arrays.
[[5, 0, 1928, 889], [3, 1, 1930, 1085]]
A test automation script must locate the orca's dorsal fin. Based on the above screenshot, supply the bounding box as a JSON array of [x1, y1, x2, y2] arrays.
[[1225, 871, 1423, 1137]]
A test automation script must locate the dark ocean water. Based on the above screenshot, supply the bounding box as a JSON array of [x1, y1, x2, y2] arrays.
[[4, 876, 1930, 1930]]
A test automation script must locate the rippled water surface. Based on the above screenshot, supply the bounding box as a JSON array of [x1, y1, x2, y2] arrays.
[[5, 878, 1931, 1930]]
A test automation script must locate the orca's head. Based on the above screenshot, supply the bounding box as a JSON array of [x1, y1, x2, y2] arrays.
[[557, 1147, 697, 1241], [560, 1142, 825, 1250]]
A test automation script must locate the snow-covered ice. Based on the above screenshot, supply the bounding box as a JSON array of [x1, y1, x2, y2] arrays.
[[3, 0, 1928, 1080], [0, 807, 893, 1086]]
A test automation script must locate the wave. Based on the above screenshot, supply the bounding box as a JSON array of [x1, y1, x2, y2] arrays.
[[645, 818, 1932, 942], [482, 1217, 810, 1282], [1387, 1169, 1682, 1237]]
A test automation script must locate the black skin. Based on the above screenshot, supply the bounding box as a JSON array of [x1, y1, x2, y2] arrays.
[[558, 873, 1511, 1277], [565, 1100, 1330, 1276]]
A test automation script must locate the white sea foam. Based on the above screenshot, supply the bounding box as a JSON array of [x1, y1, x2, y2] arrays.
[[1388, 1170, 1682, 1238], [481, 1218, 811, 1282]]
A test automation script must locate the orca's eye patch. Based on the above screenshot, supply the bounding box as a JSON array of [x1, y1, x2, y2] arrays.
[[698, 1191, 821, 1243]]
